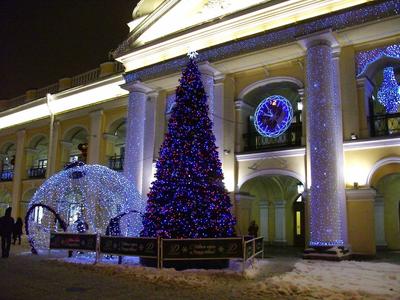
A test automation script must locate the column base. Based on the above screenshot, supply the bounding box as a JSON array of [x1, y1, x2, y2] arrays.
[[303, 245, 351, 261]]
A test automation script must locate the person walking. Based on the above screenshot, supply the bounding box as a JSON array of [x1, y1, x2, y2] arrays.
[[0, 207, 15, 258], [13, 217, 23, 245]]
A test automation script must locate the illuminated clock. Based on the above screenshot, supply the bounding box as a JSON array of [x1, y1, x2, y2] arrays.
[[254, 95, 294, 138]]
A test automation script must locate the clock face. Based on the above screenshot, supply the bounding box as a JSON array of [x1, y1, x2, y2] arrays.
[[254, 95, 294, 138]]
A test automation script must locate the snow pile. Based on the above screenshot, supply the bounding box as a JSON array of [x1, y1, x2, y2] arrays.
[[260, 260, 400, 299], [55, 255, 400, 300]]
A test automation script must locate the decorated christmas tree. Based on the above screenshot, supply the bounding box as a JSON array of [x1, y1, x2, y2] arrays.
[[141, 54, 236, 239]]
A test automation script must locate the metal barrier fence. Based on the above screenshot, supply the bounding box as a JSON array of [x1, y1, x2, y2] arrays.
[[49, 232, 264, 270]]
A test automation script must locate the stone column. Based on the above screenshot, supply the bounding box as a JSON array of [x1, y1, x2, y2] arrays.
[[87, 110, 104, 164], [234, 193, 254, 236], [141, 91, 158, 199], [120, 81, 155, 198], [356, 77, 374, 138], [301, 32, 348, 248], [199, 62, 224, 160], [274, 200, 286, 243], [47, 121, 60, 177], [298, 88, 306, 146], [259, 200, 269, 241], [11, 130, 26, 218], [60, 140, 73, 165], [374, 194, 386, 246]]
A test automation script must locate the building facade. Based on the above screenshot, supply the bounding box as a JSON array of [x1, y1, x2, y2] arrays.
[[0, 0, 399, 255]]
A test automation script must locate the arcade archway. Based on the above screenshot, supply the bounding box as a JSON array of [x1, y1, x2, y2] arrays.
[[237, 174, 304, 246]]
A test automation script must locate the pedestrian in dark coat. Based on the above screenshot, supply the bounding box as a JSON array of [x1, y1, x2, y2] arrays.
[[0, 207, 15, 258], [248, 220, 259, 237], [13, 217, 23, 245]]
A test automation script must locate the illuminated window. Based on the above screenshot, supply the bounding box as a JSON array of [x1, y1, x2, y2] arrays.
[[34, 206, 43, 224], [296, 211, 301, 235]]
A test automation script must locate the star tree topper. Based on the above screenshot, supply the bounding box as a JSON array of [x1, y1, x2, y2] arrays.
[[188, 50, 198, 59]]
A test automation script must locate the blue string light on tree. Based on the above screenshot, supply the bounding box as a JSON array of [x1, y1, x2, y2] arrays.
[[141, 51, 236, 239], [377, 66, 400, 113], [254, 95, 294, 138]]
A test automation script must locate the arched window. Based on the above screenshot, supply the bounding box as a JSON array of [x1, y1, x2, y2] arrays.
[[0, 143, 16, 181], [356, 44, 400, 138], [27, 135, 49, 179], [241, 80, 303, 151], [107, 119, 126, 171], [368, 65, 400, 137]]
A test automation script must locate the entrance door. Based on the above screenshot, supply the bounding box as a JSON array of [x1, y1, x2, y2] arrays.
[[293, 197, 305, 247]]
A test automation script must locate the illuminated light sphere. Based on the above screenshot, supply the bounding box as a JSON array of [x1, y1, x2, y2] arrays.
[[377, 66, 400, 113], [27, 164, 143, 250], [254, 95, 294, 138]]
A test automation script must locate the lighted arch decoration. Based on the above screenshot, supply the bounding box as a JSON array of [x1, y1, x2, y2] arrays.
[[25, 204, 67, 254], [238, 168, 305, 190], [26, 163, 144, 251], [366, 156, 400, 187], [356, 43, 400, 77], [254, 95, 294, 138]]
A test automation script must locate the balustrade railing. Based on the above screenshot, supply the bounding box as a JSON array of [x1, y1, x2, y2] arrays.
[[369, 113, 400, 137], [108, 155, 124, 171], [71, 68, 101, 87], [36, 83, 59, 99], [244, 122, 302, 152], [28, 167, 47, 179], [0, 170, 13, 181]]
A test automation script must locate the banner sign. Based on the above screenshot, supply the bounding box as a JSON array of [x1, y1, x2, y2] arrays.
[[162, 238, 243, 260], [49, 232, 97, 251], [100, 236, 158, 258], [244, 240, 254, 260], [255, 237, 263, 254]]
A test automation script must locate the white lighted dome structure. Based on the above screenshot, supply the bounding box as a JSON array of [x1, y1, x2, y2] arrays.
[[26, 163, 144, 251]]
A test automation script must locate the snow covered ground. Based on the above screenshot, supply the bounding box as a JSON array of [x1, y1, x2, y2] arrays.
[[1, 241, 399, 300]]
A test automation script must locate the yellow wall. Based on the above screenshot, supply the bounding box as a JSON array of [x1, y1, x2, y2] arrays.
[[344, 147, 400, 188], [376, 174, 400, 250], [346, 193, 376, 255]]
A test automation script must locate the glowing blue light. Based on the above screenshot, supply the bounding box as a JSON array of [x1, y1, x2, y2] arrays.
[[356, 44, 400, 76], [253, 95, 293, 138], [377, 67, 400, 113]]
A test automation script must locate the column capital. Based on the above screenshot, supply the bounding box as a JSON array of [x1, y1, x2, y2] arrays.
[[24, 147, 39, 154], [198, 61, 224, 78], [297, 29, 339, 50], [59, 140, 73, 149], [120, 80, 154, 94], [234, 100, 254, 112], [89, 109, 104, 118], [235, 192, 255, 208], [259, 200, 269, 209], [345, 188, 376, 201], [274, 200, 286, 207], [102, 133, 118, 143], [16, 129, 26, 139], [147, 91, 159, 100]]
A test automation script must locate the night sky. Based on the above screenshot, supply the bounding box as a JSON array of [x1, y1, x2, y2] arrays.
[[0, 0, 140, 100]]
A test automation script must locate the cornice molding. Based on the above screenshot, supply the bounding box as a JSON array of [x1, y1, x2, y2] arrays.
[[236, 148, 305, 162]]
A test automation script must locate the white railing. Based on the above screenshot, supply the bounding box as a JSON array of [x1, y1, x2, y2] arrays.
[[71, 68, 101, 87], [3, 61, 125, 111], [36, 83, 59, 99]]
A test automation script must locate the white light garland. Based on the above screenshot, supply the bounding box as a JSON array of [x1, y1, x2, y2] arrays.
[[27, 164, 143, 250]]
